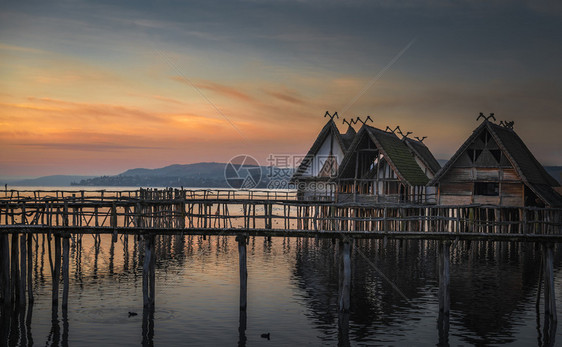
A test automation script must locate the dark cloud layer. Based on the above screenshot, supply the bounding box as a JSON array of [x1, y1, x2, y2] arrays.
[[1, 0, 561, 177]]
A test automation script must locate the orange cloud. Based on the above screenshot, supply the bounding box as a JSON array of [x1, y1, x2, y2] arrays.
[[263, 88, 305, 105], [0, 43, 46, 54], [171, 76, 255, 103]]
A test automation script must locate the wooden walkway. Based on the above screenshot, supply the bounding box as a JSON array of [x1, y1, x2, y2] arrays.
[[1, 188, 561, 241], [0, 188, 558, 341]]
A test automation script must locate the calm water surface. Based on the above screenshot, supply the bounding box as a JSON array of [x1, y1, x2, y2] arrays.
[[1, 234, 561, 346]]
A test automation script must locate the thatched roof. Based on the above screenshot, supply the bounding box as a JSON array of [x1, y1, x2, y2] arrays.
[[429, 120, 562, 207], [403, 137, 441, 176], [291, 119, 355, 181], [337, 125, 430, 186], [341, 124, 357, 150]]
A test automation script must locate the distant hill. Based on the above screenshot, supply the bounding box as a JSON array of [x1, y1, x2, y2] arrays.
[[8, 175, 96, 187], [121, 162, 227, 179], [72, 162, 294, 188], [7, 162, 560, 188]]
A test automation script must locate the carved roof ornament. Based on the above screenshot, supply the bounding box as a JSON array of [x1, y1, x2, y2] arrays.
[[397, 127, 413, 139], [499, 120, 515, 129], [477, 112, 496, 122], [324, 111, 339, 120], [355, 115, 373, 126], [385, 125, 401, 134]]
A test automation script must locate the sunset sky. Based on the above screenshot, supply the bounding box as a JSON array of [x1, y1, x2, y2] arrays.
[[1, 0, 561, 179]]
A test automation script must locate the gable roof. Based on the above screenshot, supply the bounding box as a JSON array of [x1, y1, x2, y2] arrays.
[[403, 137, 441, 176], [429, 120, 562, 207], [337, 125, 430, 186], [341, 125, 357, 150], [291, 119, 355, 181]]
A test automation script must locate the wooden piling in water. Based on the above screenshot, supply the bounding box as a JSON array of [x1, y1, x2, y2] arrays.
[[27, 234, 33, 304], [338, 239, 352, 312], [52, 234, 61, 307], [0, 234, 10, 304], [142, 235, 155, 307], [237, 235, 248, 310], [62, 235, 70, 308], [19, 234, 26, 306], [11, 234, 19, 303], [542, 243, 557, 323], [438, 241, 451, 315]]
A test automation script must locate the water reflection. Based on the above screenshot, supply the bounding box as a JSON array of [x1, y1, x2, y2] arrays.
[[142, 305, 154, 347], [0, 233, 560, 345], [238, 307, 247, 347], [437, 310, 449, 346]]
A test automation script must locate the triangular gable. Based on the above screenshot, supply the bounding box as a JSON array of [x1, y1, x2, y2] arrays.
[[474, 148, 500, 167], [291, 119, 348, 181], [430, 120, 562, 207], [337, 125, 429, 186], [430, 121, 499, 184], [367, 128, 429, 186], [337, 126, 376, 179]]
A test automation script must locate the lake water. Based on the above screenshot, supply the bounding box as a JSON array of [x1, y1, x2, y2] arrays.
[[1, 233, 560, 346]]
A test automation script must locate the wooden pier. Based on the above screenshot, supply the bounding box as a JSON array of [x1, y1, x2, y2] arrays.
[[1, 188, 560, 345], [1, 188, 561, 241]]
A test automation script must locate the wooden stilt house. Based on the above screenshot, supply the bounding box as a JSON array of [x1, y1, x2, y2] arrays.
[[335, 125, 439, 203], [291, 116, 356, 200], [429, 120, 562, 207]]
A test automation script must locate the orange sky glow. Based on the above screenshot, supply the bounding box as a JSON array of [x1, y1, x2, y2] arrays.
[[1, 1, 561, 179]]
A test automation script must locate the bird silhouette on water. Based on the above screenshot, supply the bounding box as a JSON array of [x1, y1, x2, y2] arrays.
[[128, 312, 138, 317], [260, 333, 270, 340]]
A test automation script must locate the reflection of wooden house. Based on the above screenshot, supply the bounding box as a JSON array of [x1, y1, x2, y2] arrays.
[[335, 125, 440, 203], [291, 119, 356, 200], [429, 120, 562, 207]]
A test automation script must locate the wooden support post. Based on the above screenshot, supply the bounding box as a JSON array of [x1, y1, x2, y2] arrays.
[[11, 233, 19, 303], [238, 300, 247, 346], [237, 235, 248, 311], [142, 235, 150, 305], [180, 201, 186, 229], [338, 239, 352, 312], [21, 202, 27, 224], [438, 241, 450, 315], [62, 235, 70, 308], [135, 202, 142, 228], [337, 311, 350, 347], [19, 234, 26, 306], [63, 199, 69, 227], [542, 243, 557, 323], [111, 202, 118, 243], [143, 234, 155, 308], [0, 234, 10, 304], [269, 204, 273, 229], [52, 234, 61, 307], [252, 204, 256, 229], [243, 204, 248, 229]]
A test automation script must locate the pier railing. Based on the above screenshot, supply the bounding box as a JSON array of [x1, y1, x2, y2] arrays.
[[1, 189, 561, 240], [0, 188, 299, 202]]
